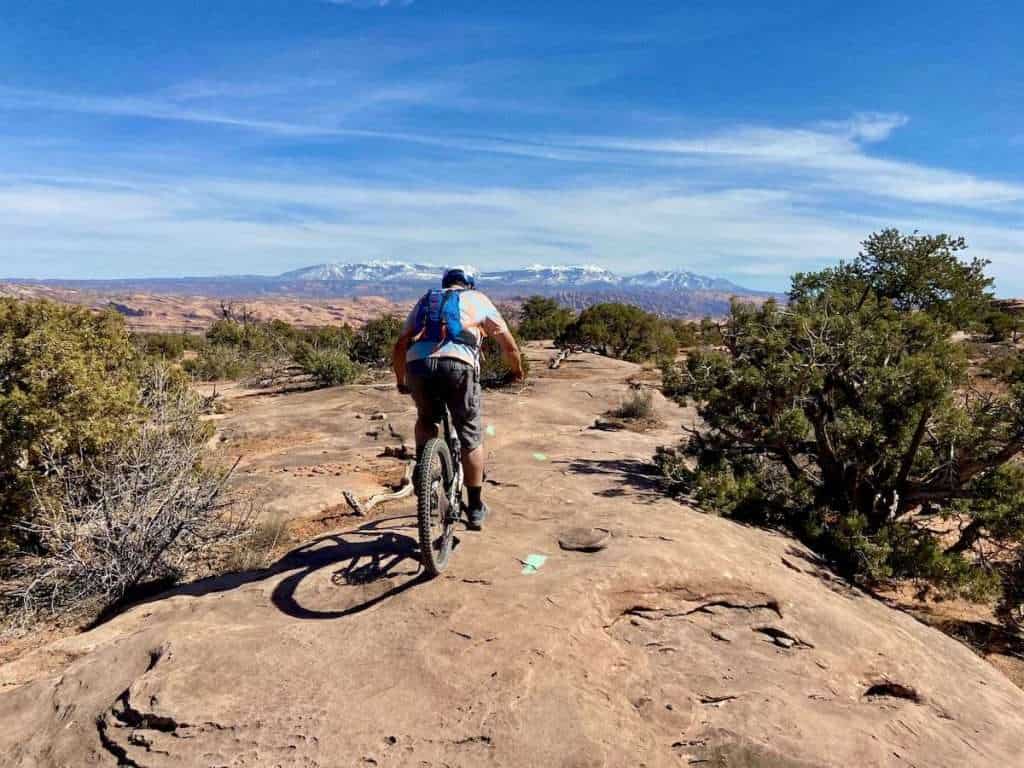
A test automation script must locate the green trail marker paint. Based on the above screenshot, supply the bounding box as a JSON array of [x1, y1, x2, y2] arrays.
[[521, 554, 547, 575]]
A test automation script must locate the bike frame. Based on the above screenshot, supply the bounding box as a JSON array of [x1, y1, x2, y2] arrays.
[[441, 406, 464, 521]]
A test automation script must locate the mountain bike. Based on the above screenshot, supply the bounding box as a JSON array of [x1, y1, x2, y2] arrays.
[[415, 403, 463, 576]]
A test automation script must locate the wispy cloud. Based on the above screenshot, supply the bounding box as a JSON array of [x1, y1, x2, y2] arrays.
[[3, 84, 1021, 211], [0, 174, 851, 279], [0, 81, 453, 137], [821, 112, 910, 143], [1, 77, 1022, 292], [568, 117, 1024, 208], [2, 171, 1022, 295]]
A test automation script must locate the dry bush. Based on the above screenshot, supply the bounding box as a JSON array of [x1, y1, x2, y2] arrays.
[[611, 388, 655, 420], [220, 515, 290, 573], [3, 366, 256, 625]]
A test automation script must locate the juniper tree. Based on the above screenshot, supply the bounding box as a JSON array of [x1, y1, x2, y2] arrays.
[[518, 296, 574, 341], [661, 230, 1024, 605], [558, 302, 678, 363]]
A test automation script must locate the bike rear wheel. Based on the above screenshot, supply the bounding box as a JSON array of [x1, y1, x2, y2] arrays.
[[416, 437, 456, 576]]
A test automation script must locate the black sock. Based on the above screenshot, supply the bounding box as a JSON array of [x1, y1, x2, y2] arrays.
[[467, 485, 483, 509]]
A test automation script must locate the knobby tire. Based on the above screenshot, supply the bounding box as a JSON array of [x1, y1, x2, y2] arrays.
[[416, 437, 454, 576]]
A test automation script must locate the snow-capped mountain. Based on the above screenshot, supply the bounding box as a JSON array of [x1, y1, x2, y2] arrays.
[[280, 261, 441, 283], [482, 265, 619, 286], [622, 270, 746, 293], [278, 262, 743, 292], [17, 261, 769, 318]]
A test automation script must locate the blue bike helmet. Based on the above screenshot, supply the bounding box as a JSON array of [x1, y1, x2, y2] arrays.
[[442, 266, 477, 289]]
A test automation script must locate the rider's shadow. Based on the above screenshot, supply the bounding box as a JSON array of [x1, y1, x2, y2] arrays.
[[271, 515, 436, 620]]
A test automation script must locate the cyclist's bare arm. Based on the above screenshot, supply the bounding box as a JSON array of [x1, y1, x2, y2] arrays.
[[484, 319, 524, 380], [392, 328, 414, 393]]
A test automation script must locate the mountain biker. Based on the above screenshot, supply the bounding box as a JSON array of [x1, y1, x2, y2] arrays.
[[392, 266, 524, 530]]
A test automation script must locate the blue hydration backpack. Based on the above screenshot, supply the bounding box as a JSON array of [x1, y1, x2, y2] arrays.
[[412, 289, 478, 348]]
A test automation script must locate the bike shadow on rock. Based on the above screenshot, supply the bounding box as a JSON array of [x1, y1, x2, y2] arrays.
[[116, 515, 441, 625], [271, 514, 440, 620]]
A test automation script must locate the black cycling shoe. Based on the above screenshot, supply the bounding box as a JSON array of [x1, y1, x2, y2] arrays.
[[466, 502, 489, 531]]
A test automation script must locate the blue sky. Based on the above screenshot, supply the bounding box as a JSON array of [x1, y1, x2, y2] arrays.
[[1, 1, 1022, 293]]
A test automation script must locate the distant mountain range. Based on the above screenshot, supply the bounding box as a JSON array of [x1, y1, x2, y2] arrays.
[[6, 261, 773, 318], [277, 261, 751, 292]]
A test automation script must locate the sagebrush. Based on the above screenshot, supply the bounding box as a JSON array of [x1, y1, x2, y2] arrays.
[[612, 389, 655, 420], [3, 365, 256, 624], [0, 299, 142, 549]]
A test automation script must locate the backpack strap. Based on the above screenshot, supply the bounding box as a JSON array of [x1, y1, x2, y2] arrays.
[[410, 292, 431, 343], [445, 289, 480, 348], [438, 289, 456, 344]]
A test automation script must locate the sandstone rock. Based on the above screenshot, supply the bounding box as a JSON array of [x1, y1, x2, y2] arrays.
[[2, 345, 1022, 768]]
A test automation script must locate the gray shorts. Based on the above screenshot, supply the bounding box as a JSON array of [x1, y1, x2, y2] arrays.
[[406, 357, 483, 450]]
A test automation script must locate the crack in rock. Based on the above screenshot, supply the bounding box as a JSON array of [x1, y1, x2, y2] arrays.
[[753, 626, 814, 649], [699, 694, 740, 705], [864, 681, 922, 703], [96, 714, 145, 768], [612, 595, 783, 628], [684, 599, 783, 619], [454, 735, 493, 746], [112, 690, 181, 733], [97, 683, 239, 766]]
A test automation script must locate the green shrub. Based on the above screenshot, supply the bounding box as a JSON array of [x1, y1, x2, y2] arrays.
[[181, 315, 365, 387], [981, 351, 1022, 380], [999, 549, 1024, 627], [0, 302, 256, 623], [4, 363, 254, 623], [186, 317, 299, 383], [667, 319, 700, 349], [206, 317, 249, 348], [983, 307, 1021, 342], [303, 324, 355, 353], [0, 299, 142, 547], [518, 296, 575, 341], [557, 302, 678, 363], [183, 343, 251, 381], [665, 317, 721, 349], [133, 331, 192, 360], [660, 358, 687, 400], [660, 229, 1024, 607], [480, 330, 530, 388], [352, 315, 403, 367], [295, 345, 361, 387], [699, 317, 723, 346]]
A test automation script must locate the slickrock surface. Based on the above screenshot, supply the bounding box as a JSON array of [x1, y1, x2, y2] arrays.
[[3, 347, 1023, 767]]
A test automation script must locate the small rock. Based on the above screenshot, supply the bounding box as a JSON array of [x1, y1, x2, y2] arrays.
[[774, 636, 797, 649], [710, 630, 735, 643], [370, 413, 386, 421], [558, 527, 611, 552]]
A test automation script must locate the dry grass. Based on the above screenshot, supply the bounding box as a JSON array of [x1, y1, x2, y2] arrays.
[[221, 515, 291, 573], [610, 388, 655, 420]]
